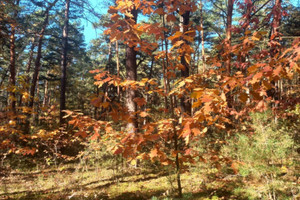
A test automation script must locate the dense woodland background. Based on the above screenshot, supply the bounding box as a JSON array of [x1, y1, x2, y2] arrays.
[[0, 0, 299, 199]]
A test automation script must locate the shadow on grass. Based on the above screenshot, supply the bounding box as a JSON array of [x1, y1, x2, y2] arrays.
[[0, 170, 168, 200], [1, 189, 165, 200], [188, 189, 244, 200], [0, 186, 250, 200]]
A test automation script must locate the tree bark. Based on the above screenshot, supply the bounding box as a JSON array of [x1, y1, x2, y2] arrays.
[[125, 46, 138, 132], [8, 0, 20, 114], [162, 14, 171, 108], [60, 0, 70, 125], [42, 79, 48, 107], [161, 38, 168, 110], [200, 1, 205, 73], [125, 8, 138, 133], [116, 41, 120, 100], [225, 0, 234, 109], [9, 24, 16, 114], [226, 0, 234, 75]]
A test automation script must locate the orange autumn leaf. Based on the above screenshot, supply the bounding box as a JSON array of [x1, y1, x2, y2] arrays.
[[150, 148, 158, 159], [239, 92, 249, 103], [102, 102, 110, 108], [154, 7, 164, 15], [140, 111, 149, 117], [201, 95, 213, 103], [134, 97, 146, 106], [113, 147, 123, 155], [166, 14, 176, 22], [91, 132, 100, 140], [191, 128, 201, 136], [182, 122, 191, 137]]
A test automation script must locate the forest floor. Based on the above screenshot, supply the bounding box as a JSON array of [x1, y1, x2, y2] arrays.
[[0, 164, 241, 200]]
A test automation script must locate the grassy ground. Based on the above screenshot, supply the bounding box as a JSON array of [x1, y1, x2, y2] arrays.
[[0, 163, 240, 200], [1, 161, 298, 200]]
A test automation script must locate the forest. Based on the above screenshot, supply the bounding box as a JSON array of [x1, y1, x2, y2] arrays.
[[0, 0, 299, 199]]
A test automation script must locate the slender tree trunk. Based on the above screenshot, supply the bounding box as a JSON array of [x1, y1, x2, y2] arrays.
[[19, 36, 36, 107], [25, 37, 37, 75], [161, 39, 168, 110], [172, 9, 192, 198], [225, 0, 234, 109], [180, 11, 191, 115], [269, 0, 282, 104], [174, 129, 182, 198], [161, 14, 170, 110], [94, 86, 99, 119], [42, 79, 48, 107], [162, 14, 171, 101], [29, 36, 43, 109], [226, 0, 234, 75], [9, 0, 20, 114], [9, 25, 16, 114], [33, 74, 40, 125], [25, 31, 46, 134], [24, 0, 58, 134], [200, 1, 205, 73], [144, 57, 154, 126], [60, 0, 70, 125], [108, 42, 112, 70], [100, 85, 108, 120], [125, 8, 138, 133], [116, 41, 120, 100]]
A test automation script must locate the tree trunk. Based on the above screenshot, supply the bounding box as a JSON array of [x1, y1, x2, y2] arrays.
[[94, 86, 99, 119], [200, 1, 205, 73], [125, 8, 138, 133], [173, 9, 192, 198], [8, 0, 20, 114], [9, 24, 16, 114], [24, 0, 59, 134], [174, 129, 182, 198], [116, 41, 120, 100], [180, 11, 191, 115], [60, 0, 70, 125], [162, 14, 171, 108], [26, 37, 37, 75], [225, 0, 234, 109], [144, 56, 154, 126], [29, 36, 43, 109], [226, 0, 234, 75], [19, 36, 37, 107], [161, 38, 168, 110], [42, 79, 48, 107], [33, 74, 40, 125]]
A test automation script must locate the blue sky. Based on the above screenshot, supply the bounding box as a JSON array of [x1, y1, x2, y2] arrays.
[[82, 0, 109, 45], [82, 0, 299, 45], [83, 20, 100, 44]]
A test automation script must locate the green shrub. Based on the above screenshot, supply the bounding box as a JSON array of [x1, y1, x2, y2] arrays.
[[221, 110, 298, 199]]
